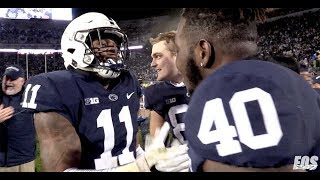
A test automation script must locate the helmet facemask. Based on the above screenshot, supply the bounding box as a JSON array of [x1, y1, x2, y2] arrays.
[[74, 27, 130, 79], [61, 12, 131, 79]]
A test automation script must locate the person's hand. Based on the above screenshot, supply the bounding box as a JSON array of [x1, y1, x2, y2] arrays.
[[155, 139, 190, 172], [142, 122, 170, 167], [0, 104, 14, 123]]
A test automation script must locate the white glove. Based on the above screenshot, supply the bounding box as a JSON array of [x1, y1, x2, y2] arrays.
[[136, 145, 145, 159], [142, 122, 170, 168], [64, 124, 189, 172], [170, 138, 183, 147], [155, 139, 191, 172]]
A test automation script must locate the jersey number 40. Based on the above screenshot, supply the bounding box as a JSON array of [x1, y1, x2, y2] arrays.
[[198, 87, 283, 156]]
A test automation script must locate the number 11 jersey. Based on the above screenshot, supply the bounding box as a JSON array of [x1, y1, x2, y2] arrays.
[[22, 69, 141, 170]]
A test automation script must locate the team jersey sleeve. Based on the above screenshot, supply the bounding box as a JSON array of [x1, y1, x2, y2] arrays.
[[185, 72, 320, 171], [143, 86, 154, 109], [23, 74, 64, 112], [143, 85, 165, 117], [22, 74, 74, 122]]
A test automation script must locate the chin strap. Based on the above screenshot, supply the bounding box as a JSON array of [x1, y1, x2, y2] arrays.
[[76, 65, 121, 79]]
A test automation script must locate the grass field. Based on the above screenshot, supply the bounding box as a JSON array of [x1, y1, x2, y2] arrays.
[[35, 139, 42, 172]]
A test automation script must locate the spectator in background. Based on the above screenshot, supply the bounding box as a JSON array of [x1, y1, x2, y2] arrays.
[[300, 66, 312, 84], [311, 75, 320, 94], [267, 55, 300, 74], [16, 8, 29, 19], [266, 55, 320, 96], [0, 65, 36, 172], [300, 58, 309, 68], [311, 55, 320, 72], [137, 79, 150, 150], [6, 8, 18, 19]]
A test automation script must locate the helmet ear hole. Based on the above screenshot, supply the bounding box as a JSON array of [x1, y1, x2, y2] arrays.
[[71, 60, 78, 67], [109, 18, 116, 25], [68, 48, 75, 54]]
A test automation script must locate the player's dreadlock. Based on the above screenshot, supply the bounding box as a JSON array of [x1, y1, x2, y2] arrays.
[[179, 8, 268, 59]]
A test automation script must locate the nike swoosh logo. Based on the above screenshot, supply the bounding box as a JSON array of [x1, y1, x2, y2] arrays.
[[126, 92, 135, 99]]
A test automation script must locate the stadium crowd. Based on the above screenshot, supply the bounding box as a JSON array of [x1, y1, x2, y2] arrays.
[[0, 8, 320, 80], [0, 8, 320, 173]]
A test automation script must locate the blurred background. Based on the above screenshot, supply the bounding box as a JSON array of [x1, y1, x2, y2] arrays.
[[0, 8, 319, 82]]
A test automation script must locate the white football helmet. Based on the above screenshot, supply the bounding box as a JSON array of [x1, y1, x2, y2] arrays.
[[61, 12, 130, 79]]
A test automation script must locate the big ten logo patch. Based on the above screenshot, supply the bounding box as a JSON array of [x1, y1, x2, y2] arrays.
[[85, 97, 100, 105], [165, 97, 176, 104], [293, 156, 318, 171]]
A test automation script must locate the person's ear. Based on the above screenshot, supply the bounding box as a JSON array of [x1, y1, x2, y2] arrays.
[[196, 39, 215, 68]]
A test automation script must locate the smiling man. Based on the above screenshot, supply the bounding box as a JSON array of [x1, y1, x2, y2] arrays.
[[143, 31, 190, 172], [145, 31, 190, 146], [0, 65, 36, 172]]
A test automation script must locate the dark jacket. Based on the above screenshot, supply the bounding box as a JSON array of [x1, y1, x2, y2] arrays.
[[0, 90, 36, 167]]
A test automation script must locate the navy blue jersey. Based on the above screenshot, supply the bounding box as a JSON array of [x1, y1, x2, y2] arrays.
[[22, 69, 141, 170], [144, 81, 190, 144], [185, 60, 320, 172]]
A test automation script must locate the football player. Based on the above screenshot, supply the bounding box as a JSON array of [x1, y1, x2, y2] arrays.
[[22, 12, 187, 172], [175, 8, 320, 172], [144, 31, 190, 172], [145, 31, 189, 145]]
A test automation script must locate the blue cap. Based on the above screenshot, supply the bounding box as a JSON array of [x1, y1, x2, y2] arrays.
[[312, 76, 320, 84], [3, 65, 25, 80]]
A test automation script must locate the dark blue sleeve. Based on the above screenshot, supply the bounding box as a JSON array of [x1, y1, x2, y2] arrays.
[[22, 73, 74, 123], [143, 84, 165, 117], [143, 85, 155, 109], [22, 74, 64, 112]]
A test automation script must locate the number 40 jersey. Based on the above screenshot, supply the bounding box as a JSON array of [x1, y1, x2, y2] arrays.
[[22, 69, 141, 170], [185, 60, 320, 172]]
